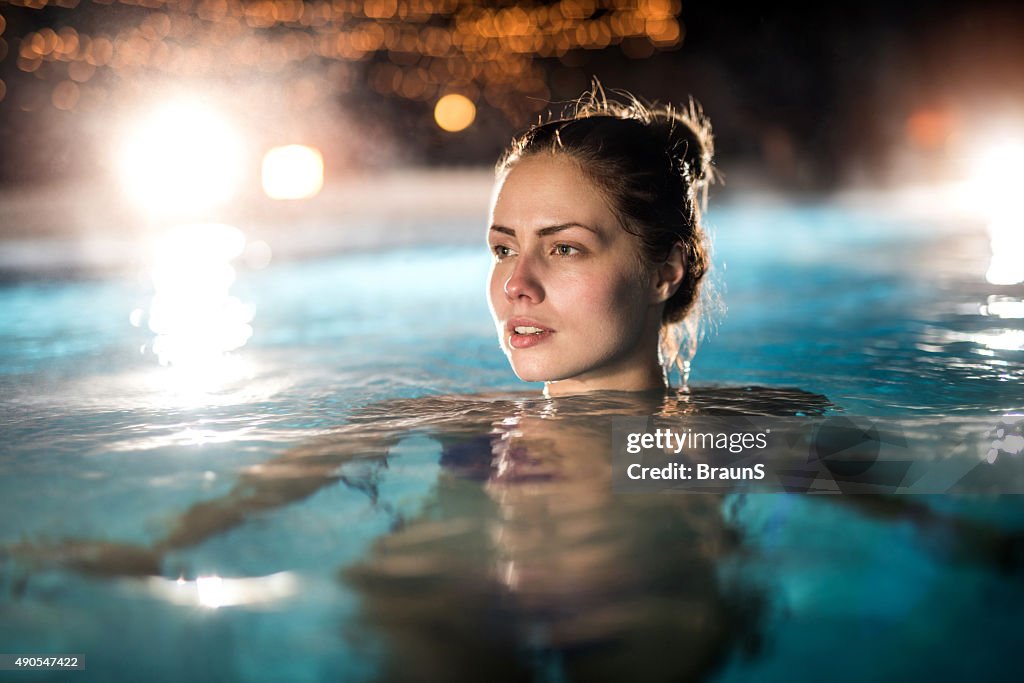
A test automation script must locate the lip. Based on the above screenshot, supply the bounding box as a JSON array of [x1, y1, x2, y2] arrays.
[[505, 317, 555, 350]]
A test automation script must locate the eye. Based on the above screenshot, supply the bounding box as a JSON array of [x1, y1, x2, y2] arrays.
[[492, 244, 514, 260], [553, 243, 581, 257]]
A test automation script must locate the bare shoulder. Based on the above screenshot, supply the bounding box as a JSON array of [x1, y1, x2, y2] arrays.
[[683, 385, 836, 416], [319, 392, 545, 440], [349, 391, 541, 418]]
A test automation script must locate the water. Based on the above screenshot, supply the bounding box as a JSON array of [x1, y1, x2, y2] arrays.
[[0, 200, 1022, 682]]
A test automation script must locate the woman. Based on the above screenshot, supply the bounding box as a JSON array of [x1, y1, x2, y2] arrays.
[[487, 91, 715, 395]]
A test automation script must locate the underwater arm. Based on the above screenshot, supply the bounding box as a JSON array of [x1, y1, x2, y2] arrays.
[[6, 402, 427, 577], [156, 415, 409, 553]]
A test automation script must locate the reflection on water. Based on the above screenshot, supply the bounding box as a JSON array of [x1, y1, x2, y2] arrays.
[[988, 417, 1024, 463], [146, 571, 300, 609], [986, 216, 1024, 286], [966, 137, 1024, 285], [340, 395, 767, 682], [3, 381, 1024, 681], [3, 389, 831, 680], [6, 387, 1024, 681], [139, 223, 255, 390], [982, 296, 1024, 319]]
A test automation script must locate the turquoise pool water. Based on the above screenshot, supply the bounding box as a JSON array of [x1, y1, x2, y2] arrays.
[[1, 201, 1022, 681]]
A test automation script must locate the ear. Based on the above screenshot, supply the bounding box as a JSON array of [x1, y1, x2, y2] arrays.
[[650, 242, 687, 304]]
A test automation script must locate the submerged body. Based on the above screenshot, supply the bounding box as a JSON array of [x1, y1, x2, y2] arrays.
[[5, 387, 829, 680], [6, 388, 1022, 680]]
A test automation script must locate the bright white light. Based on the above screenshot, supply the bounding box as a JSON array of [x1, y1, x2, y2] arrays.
[[983, 297, 1024, 318], [966, 135, 1024, 285], [196, 575, 226, 608], [144, 223, 253, 379], [986, 217, 1024, 285], [118, 100, 244, 216], [969, 138, 1024, 217], [971, 330, 1024, 352], [261, 145, 324, 200], [148, 572, 299, 609]]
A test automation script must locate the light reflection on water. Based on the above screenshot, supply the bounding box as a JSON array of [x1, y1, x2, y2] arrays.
[[144, 571, 300, 609], [986, 216, 1024, 285], [982, 296, 1024, 319], [142, 223, 255, 389]]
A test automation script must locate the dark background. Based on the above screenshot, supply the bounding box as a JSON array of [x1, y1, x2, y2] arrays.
[[1, 0, 1023, 191]]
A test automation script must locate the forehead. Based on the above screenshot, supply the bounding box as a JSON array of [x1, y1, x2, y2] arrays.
[[491, 154, 619, 231]]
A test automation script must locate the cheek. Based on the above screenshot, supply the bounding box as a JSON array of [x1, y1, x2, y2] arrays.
[[561, 270, 645, 330], [487, 267, 504, 315]]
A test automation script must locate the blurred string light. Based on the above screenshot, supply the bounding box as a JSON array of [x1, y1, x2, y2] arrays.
[[2, 0, 685, 125]]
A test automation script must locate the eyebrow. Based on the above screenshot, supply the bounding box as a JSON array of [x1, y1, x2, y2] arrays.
[[489, 222, 598, 238]]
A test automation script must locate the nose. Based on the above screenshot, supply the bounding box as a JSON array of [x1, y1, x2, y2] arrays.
[[503, 255, 544, 303]]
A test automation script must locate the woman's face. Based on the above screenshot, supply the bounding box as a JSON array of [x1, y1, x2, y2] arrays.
[[487, 154, 664, 395]]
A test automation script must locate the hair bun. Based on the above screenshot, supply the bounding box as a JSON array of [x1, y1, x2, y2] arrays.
[[570, 81, 716, 206], [653, 101, 715, 195]]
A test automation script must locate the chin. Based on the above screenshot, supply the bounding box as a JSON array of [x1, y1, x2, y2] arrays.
[[507, 356, 551, 383], [511, 365, 549, 383], [509, 357, 580, 384]]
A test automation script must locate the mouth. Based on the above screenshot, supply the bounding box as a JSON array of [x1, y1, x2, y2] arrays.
[[505, 319, 554, 350]]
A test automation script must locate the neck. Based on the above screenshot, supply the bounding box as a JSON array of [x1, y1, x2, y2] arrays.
[[543, 355, 667, 398]]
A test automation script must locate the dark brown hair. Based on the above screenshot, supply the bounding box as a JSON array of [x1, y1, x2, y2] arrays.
[[495, 85, 717, 383]]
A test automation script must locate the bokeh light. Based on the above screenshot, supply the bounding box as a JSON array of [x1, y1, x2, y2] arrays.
[[261, 145, 324, 200], [434, 93, 476, 132], [2, 1, 683, 125], [117, 100, 245, 216], [906, 108, 953, 150]]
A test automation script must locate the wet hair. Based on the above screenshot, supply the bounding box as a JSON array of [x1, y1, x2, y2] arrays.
[[495, 84, 717, 385]]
